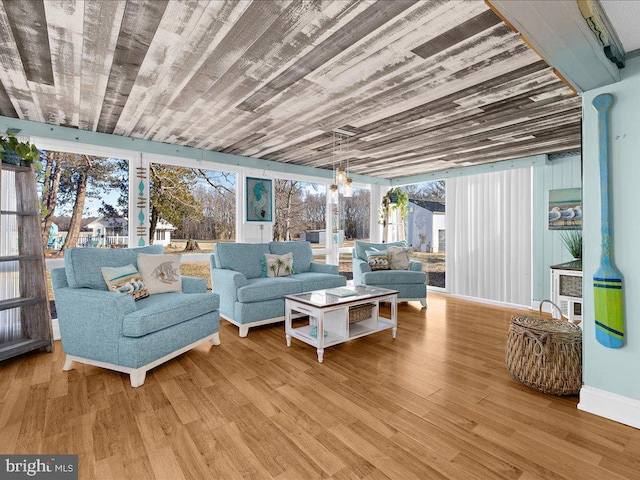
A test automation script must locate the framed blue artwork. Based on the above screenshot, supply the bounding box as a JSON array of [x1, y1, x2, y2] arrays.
[[246, 177, 273, 222]]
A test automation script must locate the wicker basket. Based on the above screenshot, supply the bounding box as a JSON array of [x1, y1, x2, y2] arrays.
[[506, 300, 582, 396], [349, 304, 374, 323]]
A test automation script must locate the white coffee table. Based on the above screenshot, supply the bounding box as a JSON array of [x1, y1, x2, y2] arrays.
[[284, 285, 398, 363]]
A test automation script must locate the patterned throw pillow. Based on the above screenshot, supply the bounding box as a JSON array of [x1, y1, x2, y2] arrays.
[[366, 248, 389, 270], [101, 264, 149, 300], [263, 252, 294, 278], [137, 253, 182, 295], [388, 246, 413, 270]]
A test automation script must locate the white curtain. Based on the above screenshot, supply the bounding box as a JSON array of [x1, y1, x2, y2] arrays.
[[447, 167, 532, 307]]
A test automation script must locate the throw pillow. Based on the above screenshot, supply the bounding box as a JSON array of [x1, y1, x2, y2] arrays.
[[263, 252, 294, 278], [101, 264, 149, 300], [388, 246, 413, 270], [366, 248, 389, 270], [137, 253, 182, 295]]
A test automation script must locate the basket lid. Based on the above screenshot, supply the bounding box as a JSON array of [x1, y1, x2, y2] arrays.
[[510, 315, 582, 334]]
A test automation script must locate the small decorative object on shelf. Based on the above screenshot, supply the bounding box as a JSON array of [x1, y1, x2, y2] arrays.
[[0, 132, 40, 167]]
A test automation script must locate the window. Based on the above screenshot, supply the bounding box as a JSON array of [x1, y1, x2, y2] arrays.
[[39, 150, 129, 254], [149, 163, 236, 254], [273, 179, 327, 259], [404, 181, 446, 288], [339, 186, 370, 277]]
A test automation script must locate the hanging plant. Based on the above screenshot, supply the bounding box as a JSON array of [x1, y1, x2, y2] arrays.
[[379, 187, 409, 225], [0, 132, 40, 166]]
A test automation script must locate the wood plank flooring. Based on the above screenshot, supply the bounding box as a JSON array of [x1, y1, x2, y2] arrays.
[[1, 293, 639, 480]]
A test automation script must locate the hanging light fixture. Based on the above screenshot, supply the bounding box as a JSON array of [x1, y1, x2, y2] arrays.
[[336, 167, 346, 186], [329, 131, 339, 203], [343, 134, 353, 197], [343, 177, 353, 198], [329, 184, 339, 204]]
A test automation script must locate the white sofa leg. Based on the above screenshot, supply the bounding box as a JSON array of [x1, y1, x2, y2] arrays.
[[420, 299, 428, 308], [130, 369, 146, 388], [63, 355, 74, 371], [239, 325, 249, 338], [209, 332, 220, 346]]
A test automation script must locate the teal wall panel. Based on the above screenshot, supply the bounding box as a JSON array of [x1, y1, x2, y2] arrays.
[[532, 153, 582, 302], [582, 56, 640, 401]]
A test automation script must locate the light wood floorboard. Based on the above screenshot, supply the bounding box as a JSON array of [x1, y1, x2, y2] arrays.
[[1, 293, 639, 479]]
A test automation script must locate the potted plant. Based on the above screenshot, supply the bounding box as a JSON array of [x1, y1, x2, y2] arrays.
[[560, 230, 582, 259], [0, 132, 40, 166], [379, 187, 409, 226]]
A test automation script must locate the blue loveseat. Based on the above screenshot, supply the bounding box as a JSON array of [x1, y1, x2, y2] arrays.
[[51, 245, 220, 387], [352, 241, 427, 307], [211, 241, 346, 336]]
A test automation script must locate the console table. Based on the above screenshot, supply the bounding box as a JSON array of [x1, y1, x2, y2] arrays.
[[550, 260, 583, 325]]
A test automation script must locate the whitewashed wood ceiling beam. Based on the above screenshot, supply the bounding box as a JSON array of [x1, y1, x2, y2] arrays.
[[0, 0, 582, 179]]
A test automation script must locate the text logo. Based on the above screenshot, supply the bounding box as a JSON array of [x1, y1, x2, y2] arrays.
[[0, 455, 77, 479]]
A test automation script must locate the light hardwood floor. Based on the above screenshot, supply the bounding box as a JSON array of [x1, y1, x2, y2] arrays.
[[1, 293, 639, 480]]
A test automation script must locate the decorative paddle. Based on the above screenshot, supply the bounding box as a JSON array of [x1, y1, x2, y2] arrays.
[[592, 93, 624, 348]]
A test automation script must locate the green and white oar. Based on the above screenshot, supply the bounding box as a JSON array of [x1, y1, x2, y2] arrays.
[[592, 93, 624, 348]]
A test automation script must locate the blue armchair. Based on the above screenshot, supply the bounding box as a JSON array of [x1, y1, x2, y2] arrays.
[[352, 241, 427, 307], [52, 245, 220, 387]]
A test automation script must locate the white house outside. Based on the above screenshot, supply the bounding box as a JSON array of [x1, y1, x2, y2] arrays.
[[48, 217, 176, 249], [407, 200, 445, 253]]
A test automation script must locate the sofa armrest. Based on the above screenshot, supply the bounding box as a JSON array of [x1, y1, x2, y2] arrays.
[[210, 267, 248, 317], [181, 275, 207, 294], [409, 260, 423, 272], [54, 287, 137, 364], [309, 262, 339, 275], [352, 257, 371, 285]]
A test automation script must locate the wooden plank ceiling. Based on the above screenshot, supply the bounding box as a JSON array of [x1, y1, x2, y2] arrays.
[[0, 0, 581, 179]]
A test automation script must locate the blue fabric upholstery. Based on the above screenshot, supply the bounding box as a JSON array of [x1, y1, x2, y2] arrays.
[[290, 272, 347, 291], [352, 241, 427, 304], [354, 240, 407, 262], [361, 270, 426, 285], [119, 312, 219, 368], [210, 241, 346, 334], [235, 298, 286, 324], [181, 275, 207, 294], [309, 262, 339, 274], [52, 247, 220, 385], [268, 241, 313, 273], [64, 245, 163, 289], [237, 277, 302, 303], [214, 243, 269, 279], [123, 292, 219, 337]]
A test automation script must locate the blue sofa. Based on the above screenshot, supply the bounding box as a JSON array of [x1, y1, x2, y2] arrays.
[[352, 241, 427, 307], [52, 245, 220, 387], [211, 241, 346, 336]]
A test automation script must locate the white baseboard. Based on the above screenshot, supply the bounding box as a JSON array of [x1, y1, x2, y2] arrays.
[[445, 292, 529, 311], [52, 318, 60, 341], [578, 385, 640, 430]]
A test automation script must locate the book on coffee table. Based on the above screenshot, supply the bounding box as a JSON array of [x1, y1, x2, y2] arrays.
[[325, 287, 358, 297]]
